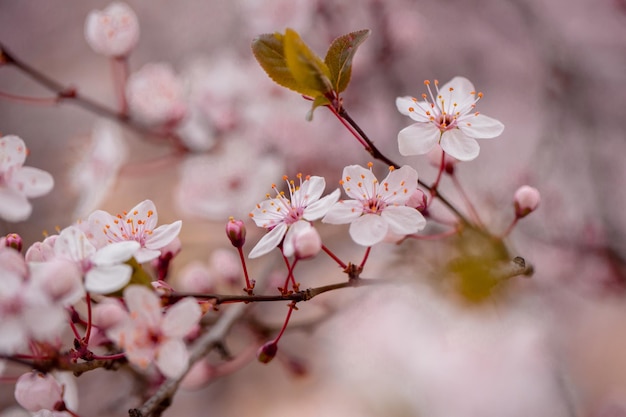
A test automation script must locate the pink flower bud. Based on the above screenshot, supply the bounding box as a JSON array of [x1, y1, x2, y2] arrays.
[[92, 299, 127, 330], [84, 2, 140, 57], [406, 189, 428, 212], [427, 144, 458, 174], [514, 185, 540, 218], [257, 341, 278, 364], [14, 372, 64, 412], [2, 233, 23, 252], [293, 224, 322, 259], [225, 218, 246, 248]]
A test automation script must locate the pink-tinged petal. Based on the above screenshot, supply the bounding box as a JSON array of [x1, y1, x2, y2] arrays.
[[0, 317, 27, 354], [162, 297, 201, 338], [303, 188, 340, 220], [92, 240, 140, 266], [123, 285, 162, 328], [134, 248, 161, 264], [24, 304, 67, 342], [380, 166, 418, 205], [440, 76, 475, 99], [396, 97, 432, 123], [248, 222, 287, 259], [322, 200, 363, 224], [440, 129, 480, 161], [381, 206, 426, 235], [87, 209, 118, 247], [156, 339, 189, 379], [0, 187, 31, 222], [395, 96, 415, 116], [282, 220, 308, 257], [349, 214, 388, 246], [342, 165, 377, 200], [249, 197, 285, 228], [127, 199, 158, 230], [295, 176, 326, 204], [397, 123, 440, 156], [9, 167, 54, 198], [145, 220, 182, 250], [84, 264, 132, 294], [459, 114, 504, 139], [0, 135, 27, 171], [55, 226, 97, 262], [124, 341, 156, 371]]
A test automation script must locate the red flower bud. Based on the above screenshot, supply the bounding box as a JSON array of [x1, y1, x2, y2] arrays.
[[226, 218, 246, 248]]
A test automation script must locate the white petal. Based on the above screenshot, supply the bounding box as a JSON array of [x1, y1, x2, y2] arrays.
[[341, 165, 377, 200], [248, 222, 287, 259], [0, 135, 27, 171], [127, 199, 159, 229], [9, 167, 54, 198], [440, 129, 480, 161], [380, 166, 418, 205], [124, 285, 161, 328], [303, 188, 340, 220], [322, 200, 363, 224], [55, 226, 97, 262], [397, 124, 440, 156], [145, 220, 182, 250], [156, 339, 189, 379], [282, 220, 308, 258], [440, 76, 475, 98], [133, 248, 161, 264], [381, 206, 426, 235], [162, 297, 202, 338], [0, 186, 31, 222], [459, 114, 504, 139], [84, 264, 132, 294], [0, 317, 28, 354], [349, 214, 388, 246], [295, 176, 326, 204], [92, 241, 140, 265]]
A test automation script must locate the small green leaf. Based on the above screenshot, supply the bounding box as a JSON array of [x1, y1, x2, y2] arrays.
[[306, 95, 331, 121], [324, 29, 371, 94], [252, 32, 318, 96], [283, 28, 333, 96]]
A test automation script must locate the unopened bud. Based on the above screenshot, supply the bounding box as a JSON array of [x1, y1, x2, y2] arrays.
[[14, 372, 64, 412], [428, 144, 458, 174], [2, 233, 23, 252], [406, 189, 428, 212], [84, 2, 140, 58], [226, 218, 246, 248], [514, 185, 540, 218], [257, 341, 278, 364], [293, 224, 322, 259]]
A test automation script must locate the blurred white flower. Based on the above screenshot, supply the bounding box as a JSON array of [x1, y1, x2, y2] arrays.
[[84, 2, 139, 57], [396, 77, 504, 161], [0, 135, 54, 222]]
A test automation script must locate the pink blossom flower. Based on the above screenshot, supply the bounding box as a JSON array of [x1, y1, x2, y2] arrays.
[[126, 63, 187, 125], [396, 77, 504, 161], [0, 135, 54, 222], [323, 164, 426, 246], [107, 285, 202, 379], [52, 225, 140, 294], [514, 185, 541, 218], [248, 174, 340, 258], [14, 372, 63, 412], [291, 221, 322, 259], [84, 2, 139, 57], [88, 199, 182, 264]]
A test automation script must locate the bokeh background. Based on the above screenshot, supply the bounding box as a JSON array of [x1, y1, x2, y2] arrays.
[[1, 0, 626, 415]]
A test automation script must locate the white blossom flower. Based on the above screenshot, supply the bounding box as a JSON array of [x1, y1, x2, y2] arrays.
[[0, 135, 54, 222], [107, 285, 202, 379], [52, 225, 139, 294], [84, 2, 139, 57], [248, 174, 340, 259], [88, 199, 182, 264], [396, 77, 504, 161], [323, 164, 426, 246]]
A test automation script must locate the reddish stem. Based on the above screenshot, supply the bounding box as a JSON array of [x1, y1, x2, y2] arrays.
[[359, 246, 371, 269], [91, 352, 127, 361], [0, 90, 59, 105], [237, 247, 254, 294], [272, 303, 296, 344], [321, 244, 347, 269], [83, 293, 93, 345]]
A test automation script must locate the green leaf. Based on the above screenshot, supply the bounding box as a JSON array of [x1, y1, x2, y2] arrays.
[[283, 28, 333, 96], [306, 95, 331, 121], [324, 29, 371, 94], [252, 32, 319, 96]]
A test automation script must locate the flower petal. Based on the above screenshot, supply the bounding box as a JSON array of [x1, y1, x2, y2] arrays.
[[303, 188, 340, 220], [0, 135, 27, 171], [92, 241, 140, 265], [145, 220, 182, 250], [85, 264, 132, 294], [440, 129, 480, 161], [162, 297, 202, 338], [380, 166, 418, 205], [282, 220, 308, 258], [55, 226, 97, 263], [134, 248, 161, 264], [294, 175, 326, 204], [248, 222, 287, 259], [123, 285, 161, 328], [459, 114, 504, 139], [0, 186, 31, 222], [156, 339, 189, 379], [397, 123, 440, 156], [9, 167, 54, 198], [349, 214, 388, 246], [322, 200, 363, 224], [127, 199, 158, 230], [381, 206, 426, 236], [341, 165, 377, 200]]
